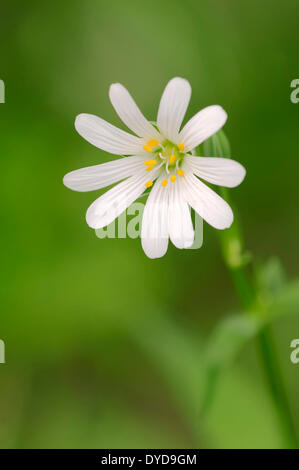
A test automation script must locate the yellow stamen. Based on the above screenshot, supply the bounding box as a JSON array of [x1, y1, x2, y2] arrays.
[[178, 142, 185, 151], [146, 165, 153, 171], [144, 159, 157, 165], [177, 169, 184, 177], [147, 139, 159, 147], [143, 145, 152, 152], [169, 154, 176, 165], [170, 175, 176, 183], [161, 179, 168, 187], [145, 180, 153, 188]]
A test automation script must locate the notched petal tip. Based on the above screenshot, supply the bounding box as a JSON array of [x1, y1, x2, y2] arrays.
[[108, 82, 123, 97], [171, 236, 194, 250], [62, 173, 72, 189], [167, 76, 191, 87], [212, 104, 228, 124], [164, 77, 192, 101], [222, 160, 246, 188], [63, 171, 83, 192], [236, 164, 246, 186], [74, 113, 89, 131], [142, 248, 165, 260], [141, 237, 169, 259], [216, 210, 234, 230], [85, 212, 98, 229]]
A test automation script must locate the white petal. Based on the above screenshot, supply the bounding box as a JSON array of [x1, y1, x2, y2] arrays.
[[168, 177, 194, 249], [141, 175, 169, 259], [75, 113, 143, 155], [187, 156, 246, 188], [86, 170, 158, 229], [179, 105, 227, 151], [157, 77, 191, 143], [63, 156, 145, 192], [182, 173, 233, 230], [109, 83, 161, 140]]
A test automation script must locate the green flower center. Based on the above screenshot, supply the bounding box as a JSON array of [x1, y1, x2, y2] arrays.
[[143, 138, 187, 188]]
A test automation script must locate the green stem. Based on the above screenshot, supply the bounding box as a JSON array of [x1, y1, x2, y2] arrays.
[[203, 130, 297, 447], [220, 216, 298, 448], [257, 327, 298, 448]]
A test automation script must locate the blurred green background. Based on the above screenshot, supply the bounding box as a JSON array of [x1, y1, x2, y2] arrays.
[[1, 0, 299, 449]]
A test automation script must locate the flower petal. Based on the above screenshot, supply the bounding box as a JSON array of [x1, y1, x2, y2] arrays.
[[75, 113, 143, 155], [168, 177, 194, 249], [86, 170, 158, 229], [179, 105, 227, 151], [182, 173, 233, 229], [157, 77, 191, 143], [109, 83, 161, 140], [187, 156, 246, 188], [63, 156, 145, 192], [141, 175, 169, 259]]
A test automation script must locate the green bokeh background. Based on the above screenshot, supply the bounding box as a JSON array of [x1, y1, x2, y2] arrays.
[[1, 0, 299, 448]]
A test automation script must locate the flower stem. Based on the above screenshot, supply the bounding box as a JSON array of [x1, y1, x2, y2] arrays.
[[219, 202, 297, 448], [202, 130, 297, 447], [256, 327, 298, 448]]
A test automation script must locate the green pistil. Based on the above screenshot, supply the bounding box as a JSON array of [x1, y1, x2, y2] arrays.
[[153, 139, 186, 169]]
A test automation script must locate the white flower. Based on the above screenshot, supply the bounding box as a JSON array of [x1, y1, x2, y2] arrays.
[[63, 77, 246, 259]]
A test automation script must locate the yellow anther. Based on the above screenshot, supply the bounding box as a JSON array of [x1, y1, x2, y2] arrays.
[[146, 165, 153, 171], [177, 169, 185, 177], [145, 180, 153, 188], [170, 175, 176, 183], [143, 145, 152, 152], [169, 154, 176, 165], [161, 179, 168, 187], [147, 139, 159, 147], [144, 159, 157, 165], [178, 142, 185, 151]]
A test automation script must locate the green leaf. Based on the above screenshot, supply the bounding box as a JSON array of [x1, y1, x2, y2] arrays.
[[201, 273, 299, 415], [254, 257, 299, 323], [269, 279, 299, 321], [254, 257, 287, 310]]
